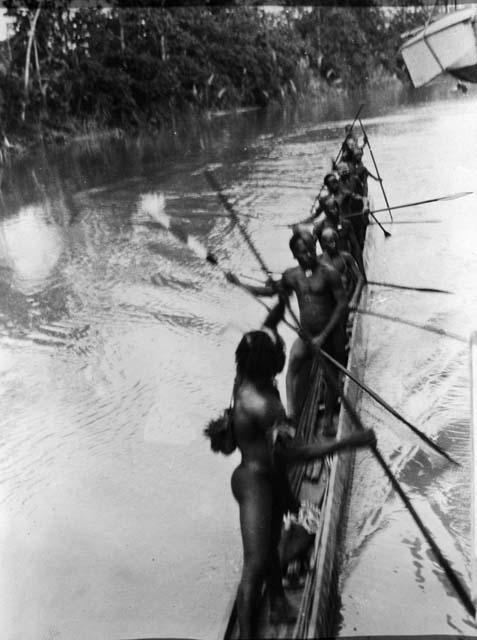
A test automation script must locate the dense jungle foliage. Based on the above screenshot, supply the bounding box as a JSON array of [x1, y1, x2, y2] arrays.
[[0, 2, 428, 147]]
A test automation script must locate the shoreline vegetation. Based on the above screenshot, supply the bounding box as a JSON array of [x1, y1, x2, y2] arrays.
[[0, 3, 428, 163]]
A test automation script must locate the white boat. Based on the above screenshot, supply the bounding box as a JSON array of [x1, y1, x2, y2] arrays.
[[400, 8, 477, 87]]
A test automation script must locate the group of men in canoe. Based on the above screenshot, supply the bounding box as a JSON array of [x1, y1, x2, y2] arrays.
[[205, 123, 378, 639], [226, 123, 376, 434]]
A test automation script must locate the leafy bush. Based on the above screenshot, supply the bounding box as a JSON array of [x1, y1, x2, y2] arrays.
[[0, 3, 425, 137]]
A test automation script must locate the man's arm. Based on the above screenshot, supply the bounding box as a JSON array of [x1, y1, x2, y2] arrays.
[[275, 428, 376, 463], [262, 294, 287, 331], [312, 212, 327, 241], [225, 272, 278, 297], [366, 166, 381, 182]]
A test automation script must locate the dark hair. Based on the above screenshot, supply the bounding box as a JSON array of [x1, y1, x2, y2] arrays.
[[324, 172, 338, 187], [289, 229, 315, 254], [235, 330, 285, 380], [319, 226, 338, 245]]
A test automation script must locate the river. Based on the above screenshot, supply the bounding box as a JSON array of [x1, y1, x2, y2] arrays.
[[0, 84, 476, 640]]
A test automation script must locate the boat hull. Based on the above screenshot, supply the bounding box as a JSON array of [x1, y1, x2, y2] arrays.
[[400, 9, 477, 88], [297, 287, 368, 638]]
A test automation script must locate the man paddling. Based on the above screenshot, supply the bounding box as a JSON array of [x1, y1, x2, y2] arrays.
[[350, 146, 381, 197], [313, 194, 365, 277], [318, 226, 364, 310], [332, 165, 369, 249], [226, 229, 347, 436]]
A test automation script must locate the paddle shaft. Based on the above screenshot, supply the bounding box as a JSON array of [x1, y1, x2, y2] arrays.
[[205, 170, 273, 278], [334, 102, 365, 166], [316, 353, 474, 617], [241, 274, 451, 296], [310, 103, 366, 214], [369, 210, 391, 237], [369, 220, 442, 225], [319, 348, 458, 465], [350, 305, 466, 343], [370, 191, 473, 216], [371, 440, 474, 617], [269, 306, 458, 464], [359, 117, 393, 222], [366, 280, 451, 294]]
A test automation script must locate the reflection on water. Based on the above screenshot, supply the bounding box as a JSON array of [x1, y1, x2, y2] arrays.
[[0, 83, 476, 639]]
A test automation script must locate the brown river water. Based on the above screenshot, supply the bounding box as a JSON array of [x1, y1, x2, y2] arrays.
[[0, 85, 476, 639]]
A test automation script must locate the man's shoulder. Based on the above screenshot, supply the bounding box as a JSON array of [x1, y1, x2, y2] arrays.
[[318, 260, 342, 284], [283, 266, 301, 281], [340, 250, 353, 262], [236, 384, 268, 417]]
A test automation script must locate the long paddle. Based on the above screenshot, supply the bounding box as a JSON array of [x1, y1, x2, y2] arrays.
[[369, 219, 442, 225], [359, 117, 393, 222], [334, 102, 365, 166], [366, 191, 473, 217], [319, 348, 458, 465], [141, 195, 281, 326], [310, 103, 365, 215], [240, 273, 452, 297], [237, 272, 456, 462], [285, 191, 472, 229], [204, 170, 271, 275], [369, 210, 391, 237], [143, 187, 458, 457], [366, 280, 452, 295], [349, 305, 467, 343], [205, 172, 474, 617], [323, 356, 474, 619]]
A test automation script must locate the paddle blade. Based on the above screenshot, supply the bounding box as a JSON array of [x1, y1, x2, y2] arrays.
[[187, 234, 209, 261], [139, 192, 169, 229], [441, 190, 473, 201]]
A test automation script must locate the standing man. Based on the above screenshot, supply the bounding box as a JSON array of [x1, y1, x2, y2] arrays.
[[350, 146, 381, 197], [313, 195, 365, 277], [317, 226, 364, 310], [226, 229, 347, 436]]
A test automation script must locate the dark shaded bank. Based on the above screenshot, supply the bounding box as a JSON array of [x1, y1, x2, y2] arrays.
[[0, 4, 428, 161]]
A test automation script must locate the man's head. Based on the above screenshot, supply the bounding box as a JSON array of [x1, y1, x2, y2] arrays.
[[235, 329, 286, 380], [353, 147, 364, 162], [289, 229, 317, 270], [344, 135, 356, 152], [319, 227, 339, 256], [336, 162, 350, 179], [324, 172, 339, 194]]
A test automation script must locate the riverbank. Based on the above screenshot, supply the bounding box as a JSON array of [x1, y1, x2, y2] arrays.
[[0, 4, 429, 168], [0, 73, 404, 174]]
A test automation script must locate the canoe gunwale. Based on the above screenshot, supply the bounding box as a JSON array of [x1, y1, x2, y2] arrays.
[[297, 284, 368, 638]]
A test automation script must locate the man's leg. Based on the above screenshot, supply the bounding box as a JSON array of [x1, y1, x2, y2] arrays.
[[285, 336, 309, 421], [321, 328, 347, 437], [232, 467, 273, 639]]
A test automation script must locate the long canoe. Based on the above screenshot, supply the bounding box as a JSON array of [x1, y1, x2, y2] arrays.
[[220, 234, 370, 639]]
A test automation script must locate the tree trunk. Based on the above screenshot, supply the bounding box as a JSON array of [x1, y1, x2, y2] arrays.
[[33, 37, 47, 111], [22, 2, 43, 122], [118, 10, 125, 55]]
